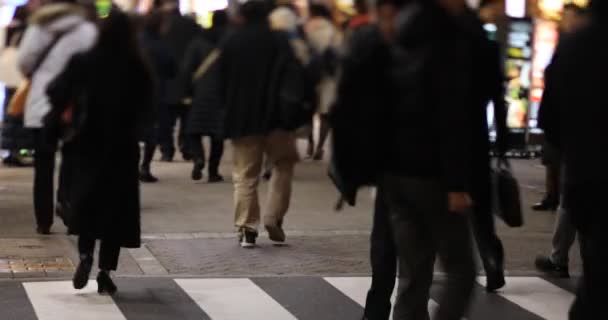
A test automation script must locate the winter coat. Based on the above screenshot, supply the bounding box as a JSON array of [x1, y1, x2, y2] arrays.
[[459, 10, 509, 212], [305, 17, 342, 114], [46, 48, 154, 248], [330, 25, 393, 204], [218, 23, 296, 140], [180, 38, 223, 137], [17, 3, 97, 128], [161, 10, 203, 106], [140, 30, 177, 121], [386, 2, 473, 192], [539, 18, 608, 229]]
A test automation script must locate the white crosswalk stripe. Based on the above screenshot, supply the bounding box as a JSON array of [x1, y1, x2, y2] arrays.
[[23, 281, 127, 320], [175, 278, 297, 320], [477, 276, 575, 320], [0, 276, 579, 320]]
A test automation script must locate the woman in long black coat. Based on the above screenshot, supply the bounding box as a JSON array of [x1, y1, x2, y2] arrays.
[[46, 10, 154, 295]]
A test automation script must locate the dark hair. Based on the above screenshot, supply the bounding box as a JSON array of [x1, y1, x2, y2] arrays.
[[354, 0, 368, 13], [212, 9, 228, 28], [590, 0, 607, 18], [144, 10, 166, 36], [12, 5, 29, 21], [239, 0, 271, 24], [309, 3, 332, 19], [374, 0, 409, 8]]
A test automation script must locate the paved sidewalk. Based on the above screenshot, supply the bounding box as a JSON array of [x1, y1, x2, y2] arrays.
[[0, 148, 580, 276]]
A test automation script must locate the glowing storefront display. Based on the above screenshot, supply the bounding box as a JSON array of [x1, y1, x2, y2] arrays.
[[181, 0, 227, 28]]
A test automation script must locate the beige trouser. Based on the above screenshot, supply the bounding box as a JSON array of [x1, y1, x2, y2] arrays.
[[232, 130, 299, 232]]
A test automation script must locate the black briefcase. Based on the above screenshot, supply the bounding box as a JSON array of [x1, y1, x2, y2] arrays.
[[492, 159, 524, 227]]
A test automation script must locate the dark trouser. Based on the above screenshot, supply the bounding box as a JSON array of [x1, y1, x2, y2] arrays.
[[158, 104, 188, 159], [189, 134, 224, 176], [545, 163, 561, 204], [78, 236, 121, 271], [470, 192, 504, 276], [141, 128, 157, 171], [33, 129, 57, 228], [566, 184, 608, 319], [364, 190, 397, 320], [380, 176, 476, 320]]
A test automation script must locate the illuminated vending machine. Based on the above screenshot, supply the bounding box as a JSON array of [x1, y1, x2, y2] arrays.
[[503, 17, 533, 156]]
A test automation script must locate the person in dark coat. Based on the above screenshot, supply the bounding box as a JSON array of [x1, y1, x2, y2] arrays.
[[156, 0, 203, 162], [179, 11, 227, 183], [539, 1, 608, 317], [45, 10, 154, 295], [458, 8, 509, 293], [139, 11, 177, 183]]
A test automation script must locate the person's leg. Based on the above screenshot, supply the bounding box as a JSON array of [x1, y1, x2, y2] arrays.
[[263, 131, 298, 242], [33, 129, 56, 232], [470, 187, 505, 292], [208, 135, 224, 181], [550, 206, 577, 266], [177, 106, 191, 160], [314, 114, 330, 160], [364, 188, 397, 320], [139, 131, 159, 183], [158, 104, 176, 161], [73, 235, 95, 289], [189, 134, 205, 181], [96, 240, 120, 294], [98, 241, 121, 272], [232, 136, 264, 242], [382, 177, 435, 320], [433, 208, 477, 320]]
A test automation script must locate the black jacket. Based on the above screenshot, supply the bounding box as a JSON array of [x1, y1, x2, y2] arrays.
[[180, 38, 224, 137], [330, 25, 393, 204], [540, 20, 608, 188], [218, 23, 295, 139], [386, 3, 473, 192], [162, 11, 203, 105]]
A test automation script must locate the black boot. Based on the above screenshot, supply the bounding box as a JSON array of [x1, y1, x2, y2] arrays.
[[139, 167, 159, 183], [191, 159, 204, 181], [532, 198, 559, 211], [484, 246, 506, 293], [73, 255, 93, 290], [97, 271, 117, 295]]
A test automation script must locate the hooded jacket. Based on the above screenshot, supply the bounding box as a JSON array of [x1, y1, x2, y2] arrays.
[[17, 3, 97, 128]]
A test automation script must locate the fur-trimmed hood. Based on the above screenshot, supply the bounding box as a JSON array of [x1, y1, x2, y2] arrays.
[[29, 3, 87, 27]]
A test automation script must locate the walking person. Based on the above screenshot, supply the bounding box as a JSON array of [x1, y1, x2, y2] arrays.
[[179, 11, 228, 183], [17, 0, 97, 234], [539, 1, 608, 318], [375, 0, 476, 318], [331, 0, 398, 317], [459, 7, 509, 292], [1, 5, 34, 167], [304, 3, 342, 160], [534, 3, 589, 279], [45, 9, 154, 294], [139, 10, 177, 183], [157, 0, 203, 162], [219, 0, 300, 248]]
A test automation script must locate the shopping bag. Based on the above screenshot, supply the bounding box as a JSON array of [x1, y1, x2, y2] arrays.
[[0, 46, 25, 88], [492, 158, 524, 227], [7, 80, 31, 117]]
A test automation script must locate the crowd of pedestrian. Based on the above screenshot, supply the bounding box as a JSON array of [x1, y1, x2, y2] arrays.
[[0, 0, 605, 319]]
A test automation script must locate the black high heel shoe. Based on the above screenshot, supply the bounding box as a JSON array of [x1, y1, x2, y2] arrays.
[[73, 256, 93, 290], [97, 271, 117, 295]]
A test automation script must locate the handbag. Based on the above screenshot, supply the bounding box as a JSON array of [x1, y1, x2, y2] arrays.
[[6, 28, 72, 117], [491, 158, 524, 227], [0, 30, 25, 88]]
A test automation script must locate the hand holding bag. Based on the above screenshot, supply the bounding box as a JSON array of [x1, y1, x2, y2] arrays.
[[492, 158, 524, 227]]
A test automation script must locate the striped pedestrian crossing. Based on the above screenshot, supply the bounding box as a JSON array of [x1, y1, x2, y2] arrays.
[[0, 276, 578, 320]]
